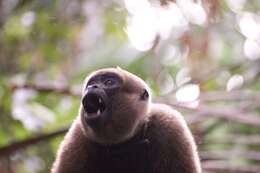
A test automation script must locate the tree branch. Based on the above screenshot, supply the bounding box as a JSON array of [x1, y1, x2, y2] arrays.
[[10, 82, 81, 97], [168, 103, 260, 128], [0, 126, 69, 157], [11, 82, 260, 102], [11, 82, 260, 127]]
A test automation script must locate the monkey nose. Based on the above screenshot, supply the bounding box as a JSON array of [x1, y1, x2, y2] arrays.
[[88, 84, 100, 89]]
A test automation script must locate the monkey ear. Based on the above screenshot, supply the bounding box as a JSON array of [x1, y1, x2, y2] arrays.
[[140, 89, 149, 100]]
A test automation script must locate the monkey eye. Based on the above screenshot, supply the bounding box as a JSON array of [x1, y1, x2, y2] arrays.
[[104, 79, 116, 87], [140, 89, 149, 100]]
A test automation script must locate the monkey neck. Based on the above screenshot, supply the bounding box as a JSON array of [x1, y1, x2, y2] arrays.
[[90, 121, 150, 153]]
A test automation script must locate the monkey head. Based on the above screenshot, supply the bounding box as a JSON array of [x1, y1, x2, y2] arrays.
[[80, 67, 151, 145]]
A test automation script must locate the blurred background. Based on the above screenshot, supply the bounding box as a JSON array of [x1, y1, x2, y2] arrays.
[[0, 0, 260, 172]]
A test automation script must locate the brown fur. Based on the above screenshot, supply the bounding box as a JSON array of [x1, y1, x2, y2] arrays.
[[51, 68, 201, 173]]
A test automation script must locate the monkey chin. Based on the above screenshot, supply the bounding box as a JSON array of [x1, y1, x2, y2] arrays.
[[80, 110, 148, 146]]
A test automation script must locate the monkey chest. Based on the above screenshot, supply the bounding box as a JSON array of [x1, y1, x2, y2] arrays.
[[88, 141, 153, 173]]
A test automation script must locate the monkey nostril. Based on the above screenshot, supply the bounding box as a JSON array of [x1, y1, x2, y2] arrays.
[[88, 84, 99, 89]]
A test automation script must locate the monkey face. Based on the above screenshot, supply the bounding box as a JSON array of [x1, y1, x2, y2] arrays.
[[82, 72, 123, 127], [81, 68, 151, 144]]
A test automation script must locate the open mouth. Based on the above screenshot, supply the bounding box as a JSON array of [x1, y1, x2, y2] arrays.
[[82, 91, 106, 118]]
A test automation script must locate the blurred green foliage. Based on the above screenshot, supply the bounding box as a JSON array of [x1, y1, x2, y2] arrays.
[[0, 0, 260, 172]]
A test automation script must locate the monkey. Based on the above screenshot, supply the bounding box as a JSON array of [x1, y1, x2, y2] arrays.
[[51, 67, 201, 173]]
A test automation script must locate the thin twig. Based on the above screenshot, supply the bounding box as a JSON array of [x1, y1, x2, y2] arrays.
[[199, 91, 260, 102], [200, 150, 260, 161], [202, 161, 260, 173], [205, 134, 260, 145]]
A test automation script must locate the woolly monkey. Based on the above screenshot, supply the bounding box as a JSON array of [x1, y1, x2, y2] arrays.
[[51, 68, 201, 173]]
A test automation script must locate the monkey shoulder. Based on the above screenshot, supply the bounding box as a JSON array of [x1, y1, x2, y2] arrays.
[[145, 103, 201, 173], [51, 118, 95, 173], [148, 103, 190, 138]]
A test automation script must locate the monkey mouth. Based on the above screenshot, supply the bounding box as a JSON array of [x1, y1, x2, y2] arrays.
[[82, 91, 107, 120]]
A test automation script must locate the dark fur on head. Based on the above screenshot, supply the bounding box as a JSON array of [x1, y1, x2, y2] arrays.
[[80, 67, 151, 145]]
